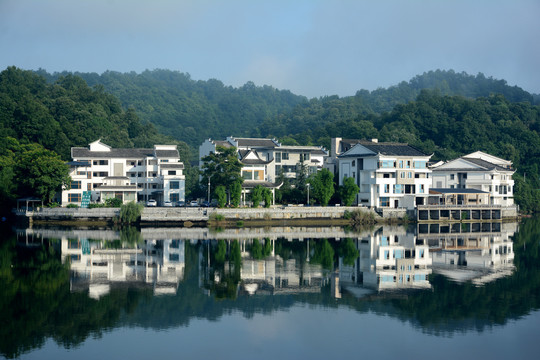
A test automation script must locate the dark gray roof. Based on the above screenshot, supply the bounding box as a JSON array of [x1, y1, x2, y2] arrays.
[[462, 157, 513, 172], [72, 147, 179, 159], [103, 176, 129, 180], [239, 149, 272, 165], [359, 142, 428, 156], [161, 163, 184, 169], [242, 180, 282, 189], [95, 185, 139, 190], [339, 141, 428, 158], [235, 138, 278, 148], [430, 188, 489, 194]]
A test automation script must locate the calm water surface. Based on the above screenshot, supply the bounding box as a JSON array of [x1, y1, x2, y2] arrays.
[[1, 217, 539, 359]]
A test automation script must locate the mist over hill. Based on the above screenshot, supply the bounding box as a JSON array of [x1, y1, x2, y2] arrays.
[[2, 66, 539, 211]]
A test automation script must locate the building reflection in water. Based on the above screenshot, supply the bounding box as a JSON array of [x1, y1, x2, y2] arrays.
[[338, 226, 432, 298], [16, 221, 518, 300], [418, 221, 516, 286], [61, 237, 185, 298]]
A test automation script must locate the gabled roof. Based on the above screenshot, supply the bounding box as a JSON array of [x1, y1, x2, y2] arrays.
[[339, 141, 429, 158], [233, 137, 279, 148], [238, 149, 272, 165], [432, 157, 513, 173], [72, 146, 179, 159], [72, 147, 155, 159]]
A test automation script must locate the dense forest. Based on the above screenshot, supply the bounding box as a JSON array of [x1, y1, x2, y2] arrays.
[[1, 66, 539, 211]]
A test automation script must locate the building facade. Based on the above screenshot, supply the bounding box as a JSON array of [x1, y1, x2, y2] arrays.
[[63, 140, 185, 206], [430, 151, 515, 206], [199, 137, 328, 203], [334, 139, 432, 209]]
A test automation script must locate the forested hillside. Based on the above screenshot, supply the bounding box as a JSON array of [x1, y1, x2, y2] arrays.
[[0, 67, 195, 209], [40, 69, 537, 150], [39, 69, 307, 149], [2, 66, 539, 211]]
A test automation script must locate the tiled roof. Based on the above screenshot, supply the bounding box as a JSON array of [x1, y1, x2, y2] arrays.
[[430, 188, 489, 194], [160, 163, 184, 169], [235, 138, 278, 147], [359, 141, 428, 156], [242, 180, 282, 189], [462, 157, 512, 172], [72, 147, 179, 159]]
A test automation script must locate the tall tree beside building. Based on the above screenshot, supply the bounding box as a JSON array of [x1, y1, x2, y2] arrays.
[[201, 146, 243, 197], [309, 169, 335, 206]]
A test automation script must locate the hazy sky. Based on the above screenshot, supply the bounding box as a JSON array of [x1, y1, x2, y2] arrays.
[[1, 0, 539, 98]]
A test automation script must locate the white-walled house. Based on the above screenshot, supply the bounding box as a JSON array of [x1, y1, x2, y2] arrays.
[[430, 151, 515, 206], [336, 139, 432, 209], [199, 137, 328, 203], [62, 140, 185, 206]]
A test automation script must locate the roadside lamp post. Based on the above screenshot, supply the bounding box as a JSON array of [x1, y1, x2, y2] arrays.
[[207, 177, 211, 203], [307, 183, 310, 206]]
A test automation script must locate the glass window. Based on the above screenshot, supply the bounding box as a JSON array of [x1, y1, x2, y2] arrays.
[[282, 152, 289, 160], [170, 181, 180, 189], [380, 197, 390, 207], [275, 152, 281, 163], [71, 181, 81, 189], [68, 193, 81, 202], [242, 171, 252, 180], [168, 170, 176, 175]]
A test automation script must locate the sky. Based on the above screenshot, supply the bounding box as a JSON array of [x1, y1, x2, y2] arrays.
[[1, 0, 539, 98]]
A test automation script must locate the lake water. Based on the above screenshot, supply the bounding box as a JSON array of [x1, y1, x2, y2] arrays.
[[1, 217, 539, 359]]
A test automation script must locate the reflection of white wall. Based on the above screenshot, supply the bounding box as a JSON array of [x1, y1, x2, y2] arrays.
[[62, 238, 185, 297], [340, 228, 432, 291]]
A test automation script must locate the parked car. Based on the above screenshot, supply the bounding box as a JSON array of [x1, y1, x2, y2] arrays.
[[163, 201, 173, 207], [146, 199, 157, 207], [175, 201, 185, 207], [189, 200, 199, 207]]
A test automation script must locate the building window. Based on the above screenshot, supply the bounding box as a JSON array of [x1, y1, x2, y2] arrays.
[[170, 193, 179, 202], [383, 184, 390, 193], [419, 184, 425, 194], [92, 160, 108, 166], [380, 197, 390, 207], [450, 174, 455, 180], [168, 170, 176, 175], [399, 160, 403, 168], [68, 193, 81, 202], [394, 184, 403, 194], [352, 160, 355, 167], [93, 172, 108, 177], [301, 153, 310, 161], [282, 152, 289, 160], [413, 161, 426, 169], [71, 181, 81, 189], [242, 171, 252, 180], [408, 172, 412, 178], [406, 161, 411, 169], [379, 160, 395, 168], [170, 181, 180, 189], [275, 152, 281, 163]]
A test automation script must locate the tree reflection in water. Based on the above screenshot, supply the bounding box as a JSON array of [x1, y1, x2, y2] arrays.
[[1, 218, 539, 358]]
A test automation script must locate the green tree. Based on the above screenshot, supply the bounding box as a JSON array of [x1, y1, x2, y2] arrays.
[[215, 185, 227, 208], [251, 185, 263, 208], [201, 146, 243, 197], [339, 176, 359, 206], [309, 169, 335, 206], [230, 180, 242, 208], [14, 143, 71, 203], [262, 187, 272, 208]]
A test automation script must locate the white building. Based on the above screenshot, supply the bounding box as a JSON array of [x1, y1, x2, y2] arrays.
[[339, 227, 432, 291], [430, 151, 515, 206], [333, 138, 432, 209], [63, 140, 185, 206], [62, 238, 185, 298], [199, 137, 328, 203]]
